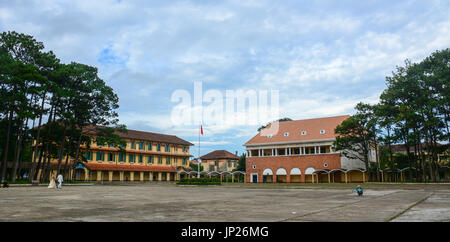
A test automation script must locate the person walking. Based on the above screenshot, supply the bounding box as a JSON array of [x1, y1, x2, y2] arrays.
[[48, 174, 56, 189], [57, 174, 64, 189]]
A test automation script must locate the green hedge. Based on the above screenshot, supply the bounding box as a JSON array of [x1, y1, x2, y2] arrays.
[[176, 177, 221, 185]]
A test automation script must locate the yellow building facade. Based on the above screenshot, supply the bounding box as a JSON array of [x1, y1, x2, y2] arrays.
[[200, 150, 240, 172], [50, 127, 193, 182]]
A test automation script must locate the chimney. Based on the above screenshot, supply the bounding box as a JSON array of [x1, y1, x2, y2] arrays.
[[235, 151, 238, 156]]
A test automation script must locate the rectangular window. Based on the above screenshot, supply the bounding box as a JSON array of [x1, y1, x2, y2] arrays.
[[320, 147, 326, 154], [158, 156, 162, 164], [148, 142, 152, 151], [139, 141, 144, 150], [131, 141, 136, 149], [148, 156, 153, 164], [166, 156, 171, 165], [108, 143, 114, 148], [97, 152, 103, 161], [157, 143, 161, 152], [108, 153, 115, 162], [165, 144, 169, 152], [129, 154, 135, 163], [119, 153, 124, 162], [139, 155, 143, 163], [182, 158, 186, 165]]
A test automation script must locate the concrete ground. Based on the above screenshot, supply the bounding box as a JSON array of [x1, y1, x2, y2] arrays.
[[1, 183, 450, 222]]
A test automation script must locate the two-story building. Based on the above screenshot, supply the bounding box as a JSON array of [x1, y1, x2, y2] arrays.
[[200, 150, 240, 172], [73, 126, 193, 182], [244, 115, 368, 183]]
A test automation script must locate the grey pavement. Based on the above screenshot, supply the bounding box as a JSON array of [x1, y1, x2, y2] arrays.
[[0, 184, 449, 222]]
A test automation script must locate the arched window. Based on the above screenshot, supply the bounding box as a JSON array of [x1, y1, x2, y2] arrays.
[[305, 167, 315, 174], [263, 169, 273, 175], [276, 168, 287, 175], [290, 168, 301, 175]]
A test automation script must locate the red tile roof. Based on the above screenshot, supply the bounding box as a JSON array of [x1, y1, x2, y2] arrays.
[[200, 150, 240, 160], [83, 125, 193, 146], [245, 115, 350, 145], [389, 143, 443, 152], [84, 163, 177, 172]]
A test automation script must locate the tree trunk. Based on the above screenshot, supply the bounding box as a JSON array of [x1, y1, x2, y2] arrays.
[[56, 124, 68, 174], [38, 104, 56, 181], [11, 118, 25, 182], [426, 135, 434, 182], [30, 93, 46, 181], [34, 146, 44, 181], [71, 134, 83, 181], [1, 109, 14, 183]]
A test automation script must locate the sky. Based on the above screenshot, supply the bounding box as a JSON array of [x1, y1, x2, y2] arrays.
[[1, 0, 449, 157]]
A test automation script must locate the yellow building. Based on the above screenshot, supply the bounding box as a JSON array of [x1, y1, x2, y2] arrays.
[[71, 126, 193, 182], [200, 150, 240, 172]]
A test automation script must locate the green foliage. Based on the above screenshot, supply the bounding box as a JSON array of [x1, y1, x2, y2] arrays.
[[338, 48, 450, 182], [257, 117, 292, 132], [0, 31, 126, 182], [333, 103, 377, 173], [189, 161, 204, 172], [235, 153, 246, 171], [177, 177, 221, 185]]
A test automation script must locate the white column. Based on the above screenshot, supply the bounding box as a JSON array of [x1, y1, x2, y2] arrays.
[[271, 149, 274, 156], [285, 148, 287, 156]]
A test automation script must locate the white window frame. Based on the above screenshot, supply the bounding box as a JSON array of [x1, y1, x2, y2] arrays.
[[251, 173, 259, 183], [301, 131, 307, 135]]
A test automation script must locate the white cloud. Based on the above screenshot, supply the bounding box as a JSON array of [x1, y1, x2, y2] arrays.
[[1, 0, 449, 155]]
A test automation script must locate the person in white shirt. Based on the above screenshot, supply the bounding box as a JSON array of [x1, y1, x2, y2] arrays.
[[57, 174, 63, 189]]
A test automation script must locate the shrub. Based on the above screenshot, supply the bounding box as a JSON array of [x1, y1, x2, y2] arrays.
[[176, 177, 221, 185]]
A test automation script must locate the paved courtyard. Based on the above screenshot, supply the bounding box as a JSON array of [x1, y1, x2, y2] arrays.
[[1, 183, 450, 222]]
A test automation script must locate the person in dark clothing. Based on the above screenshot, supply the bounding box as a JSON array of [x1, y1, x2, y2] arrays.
[[353, 185, 363, 196]]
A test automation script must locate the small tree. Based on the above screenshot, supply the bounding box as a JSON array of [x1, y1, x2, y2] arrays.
[[189, 159, 204, 172], [333, 103, 378, 181], [235, 153, 246, 171]]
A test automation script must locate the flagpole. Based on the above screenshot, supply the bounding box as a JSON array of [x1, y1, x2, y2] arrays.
[[197, 124, 202, 178]]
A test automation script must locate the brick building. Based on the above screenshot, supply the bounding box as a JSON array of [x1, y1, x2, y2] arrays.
[[244, 115, 368, 183]]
